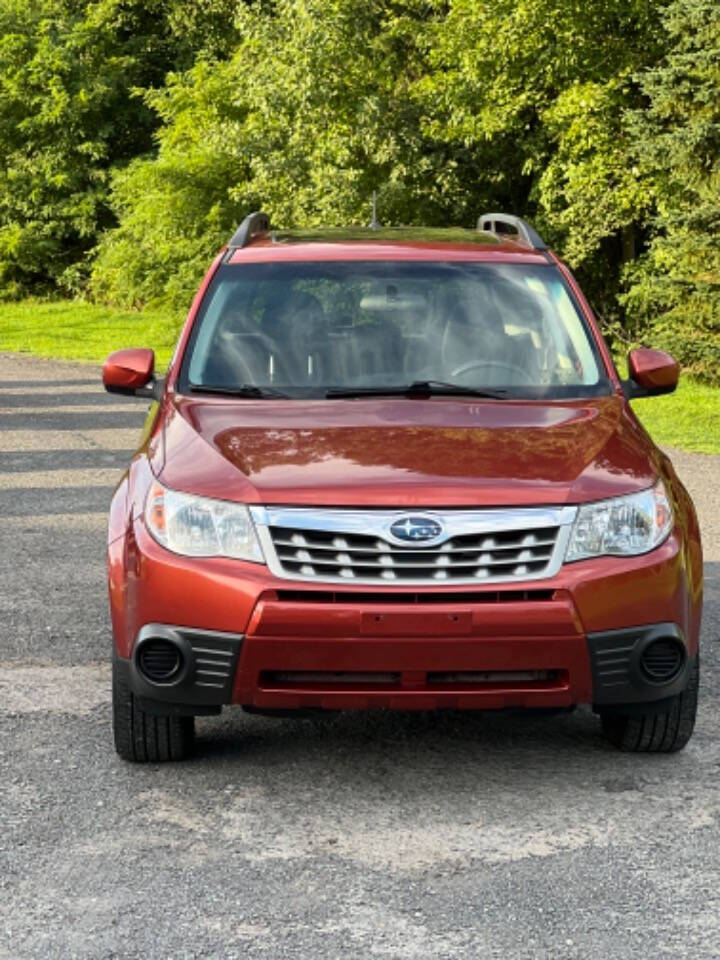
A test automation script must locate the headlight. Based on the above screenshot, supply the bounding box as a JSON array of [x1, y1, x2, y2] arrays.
[[565, 481, 673, 562], [145, 480, 264, 563]]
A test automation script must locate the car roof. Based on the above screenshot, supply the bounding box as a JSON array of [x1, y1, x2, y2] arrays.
[[226, 227, 551, 265]]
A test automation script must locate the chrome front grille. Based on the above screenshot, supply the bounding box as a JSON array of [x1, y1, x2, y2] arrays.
[[251, 506, 576, 586], [269, 525, 559, 581]]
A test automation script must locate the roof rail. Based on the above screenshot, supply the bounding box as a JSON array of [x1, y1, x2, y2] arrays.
[[477, 212, 547, 251], [227, 211, 271, 249]]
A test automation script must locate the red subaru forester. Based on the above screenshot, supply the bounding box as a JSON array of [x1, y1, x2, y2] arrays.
[[104, 212, 702, 762]]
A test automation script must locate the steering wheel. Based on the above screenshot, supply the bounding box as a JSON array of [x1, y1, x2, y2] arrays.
[[450, 359, 536, 386]]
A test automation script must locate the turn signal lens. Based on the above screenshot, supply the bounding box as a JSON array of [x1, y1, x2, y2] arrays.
[[565, 481, 673, 562], [145, 480, 264, 563]]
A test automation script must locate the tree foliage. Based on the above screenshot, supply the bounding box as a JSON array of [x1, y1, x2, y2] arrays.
[[91, 0, 667, 310], [1, 0, 719, 381], [0, 0, 240, 298], [415, 0, 664, 320], [622, 0, 720, 380], [89, 60, 255, 308]]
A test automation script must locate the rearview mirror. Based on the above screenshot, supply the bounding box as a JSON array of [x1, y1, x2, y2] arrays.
[[103, 348, 160, 399], [624, 348, 679, 399]]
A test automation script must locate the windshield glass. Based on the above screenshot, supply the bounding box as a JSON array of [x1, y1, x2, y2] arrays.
[[182, 261, 607, 397]]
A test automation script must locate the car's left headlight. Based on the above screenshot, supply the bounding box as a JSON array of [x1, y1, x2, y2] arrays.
[[145, 480, 265, 563], [565, 480, 673, 562]]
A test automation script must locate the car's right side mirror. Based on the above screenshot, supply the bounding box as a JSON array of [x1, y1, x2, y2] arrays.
[[103, 348, 161, 399], [624, 348, 679, 399]]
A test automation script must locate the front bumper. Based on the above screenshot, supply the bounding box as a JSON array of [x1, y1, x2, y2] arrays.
[[118, 617, 692, 716], [109, 519, 699, 714]]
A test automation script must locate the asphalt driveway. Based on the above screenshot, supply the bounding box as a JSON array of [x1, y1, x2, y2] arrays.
[[1, 353, 719, 960]]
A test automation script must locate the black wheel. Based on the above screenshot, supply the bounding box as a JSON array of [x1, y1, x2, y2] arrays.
[[112, 653, 195, 762], [600, 657, 699, 753]]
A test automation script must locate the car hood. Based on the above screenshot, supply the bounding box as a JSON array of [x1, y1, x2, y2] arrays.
[[155, 394, 659, 507]]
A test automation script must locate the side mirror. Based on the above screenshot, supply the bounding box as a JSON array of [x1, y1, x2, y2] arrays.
[[624, 348, 679, 399], [103, 348, 161, 399]]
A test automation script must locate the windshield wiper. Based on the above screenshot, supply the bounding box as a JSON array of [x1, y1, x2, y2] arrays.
[[325, 380, 509, 400], [189, 383, 290, 399]]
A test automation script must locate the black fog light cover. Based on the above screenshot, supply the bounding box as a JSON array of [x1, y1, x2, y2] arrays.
[[639, 638, 685, 682], [137, 639, 183, 682]]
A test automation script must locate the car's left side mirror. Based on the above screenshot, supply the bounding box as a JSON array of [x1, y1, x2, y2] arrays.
[[623, 348, 679, 399], [103, 348, 162, 399]]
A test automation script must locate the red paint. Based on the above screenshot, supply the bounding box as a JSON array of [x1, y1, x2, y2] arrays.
[[153, 393, 659, 507], [228, 240, 549, 265], [102, 348, 154, 391], [104, 232, 703, 718], [106, 516, 698, 712], [628, 347, 679, 392]]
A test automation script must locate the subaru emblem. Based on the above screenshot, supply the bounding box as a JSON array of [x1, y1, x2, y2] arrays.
[[389, 515, 444, 544]]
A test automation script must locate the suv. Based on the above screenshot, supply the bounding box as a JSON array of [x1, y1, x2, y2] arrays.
[[104, 211, 702, 762]]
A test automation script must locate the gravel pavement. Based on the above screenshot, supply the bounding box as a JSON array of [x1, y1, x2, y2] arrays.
[[1, 353, 719, 960]]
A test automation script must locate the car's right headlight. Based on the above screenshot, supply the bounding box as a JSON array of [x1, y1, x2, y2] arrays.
[[565, 481, 673, 562], [145, 480, 264, 563]]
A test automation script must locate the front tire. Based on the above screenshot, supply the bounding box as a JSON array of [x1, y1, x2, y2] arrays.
[[600, 657, 699, 753], [112, 654, 195, 762]]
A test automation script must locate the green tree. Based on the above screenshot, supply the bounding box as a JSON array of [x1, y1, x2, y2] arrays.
[[418, 0, 664, 320], [89, 59, 257, 308], [622, 0, 720, 381], [61, 0, 720, 387], [92, 0, 668, 315], [0, 0, 240, 299], [92, 0, 457, 308]]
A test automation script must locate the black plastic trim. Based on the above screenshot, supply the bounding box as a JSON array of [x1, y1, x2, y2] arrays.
[[105, 378, 165, 401], [588, 622, 690, 707], [122, 623, 244, 711], [592, 695, 678, 717], [136, 694, 221, 717], [622, 378, 677, 400], [227, 211, 271, 251]]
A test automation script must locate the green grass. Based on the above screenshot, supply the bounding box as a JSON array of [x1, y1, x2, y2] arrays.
[[631, 378, 720, 454], [1, 299, 718, 454], [0, 299, 182, 370]]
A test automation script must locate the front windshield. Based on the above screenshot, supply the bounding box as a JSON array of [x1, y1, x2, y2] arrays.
[[182, 261, 607, 397]]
